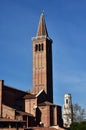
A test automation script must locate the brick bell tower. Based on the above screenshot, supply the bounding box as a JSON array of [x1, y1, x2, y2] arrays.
[[32, 13, 53, 103]]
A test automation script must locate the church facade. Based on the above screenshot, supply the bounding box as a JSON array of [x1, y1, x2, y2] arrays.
[[0, 13, 62, 129]]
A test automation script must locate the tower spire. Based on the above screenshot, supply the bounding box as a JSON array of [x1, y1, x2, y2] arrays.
[[36, 12, 48, 37]]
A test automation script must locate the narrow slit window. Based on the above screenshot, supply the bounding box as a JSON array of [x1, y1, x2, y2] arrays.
[[35, 44, 38, 52], [66, 99, 68, 104], [39, 44, 41, 51]]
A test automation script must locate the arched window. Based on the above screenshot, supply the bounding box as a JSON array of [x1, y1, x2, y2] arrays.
[[35, 44, 38, 52], [66, 99, 68, 104], [35, 44, 44, 52]]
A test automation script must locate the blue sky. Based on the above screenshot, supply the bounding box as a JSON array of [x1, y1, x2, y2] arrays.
[[0, 0, 86, 109]]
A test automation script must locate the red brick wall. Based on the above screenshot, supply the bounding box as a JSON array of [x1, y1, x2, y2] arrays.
[[2, 104, 15, 119], [38, 105, 50, 127], [32, 38, 53, 103], [38, 105, 63, 127], [33, 39, 47, 94], [53, 106, 57, 125], [25, 98, 37, 116]]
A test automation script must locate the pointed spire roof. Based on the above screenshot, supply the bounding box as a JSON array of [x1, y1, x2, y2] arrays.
[[36, 12, 49, 37]]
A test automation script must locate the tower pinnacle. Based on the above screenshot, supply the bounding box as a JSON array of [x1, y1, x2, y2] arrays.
[[36, 13, 48, 37]]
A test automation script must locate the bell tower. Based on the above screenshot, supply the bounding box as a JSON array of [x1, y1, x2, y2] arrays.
[[32, 13, 53, 102], [63, 94, 73, 127]]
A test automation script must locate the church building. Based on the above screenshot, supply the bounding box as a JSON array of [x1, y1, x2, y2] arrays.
[[0, 13, 62, 129]]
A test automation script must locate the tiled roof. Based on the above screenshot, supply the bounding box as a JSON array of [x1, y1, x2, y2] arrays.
[[26, 127, 59, 130], [4, 85, 27, 94], [0, 118, 26, 122], [16, 110, 34, 117], [23, 93, 36, 99], [38, 101, 56, 106]]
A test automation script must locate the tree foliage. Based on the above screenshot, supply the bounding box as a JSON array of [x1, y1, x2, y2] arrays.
[[70, 122, 86, 130], [73, 103, 86, 122], [69, 104, 86, 130]]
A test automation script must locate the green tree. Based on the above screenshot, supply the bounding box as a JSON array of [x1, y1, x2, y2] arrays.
[[79, 122, 86, 130], [70, 122, 86, 130], [70, 122, 79, 130]]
